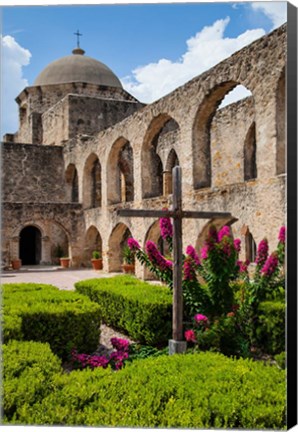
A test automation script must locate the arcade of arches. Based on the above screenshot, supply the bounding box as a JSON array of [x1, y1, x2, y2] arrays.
[[1, 25, 286, 276]]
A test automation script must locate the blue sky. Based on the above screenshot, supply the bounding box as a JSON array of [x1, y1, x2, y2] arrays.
[[1, 1, 287, 135]]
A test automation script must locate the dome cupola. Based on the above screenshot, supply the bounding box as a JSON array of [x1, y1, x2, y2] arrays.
[[34, 46, 122, 88]]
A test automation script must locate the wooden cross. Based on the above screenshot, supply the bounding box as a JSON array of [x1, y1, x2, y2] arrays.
[[74, 30, 83, 48], [117, 166, 232, 354]]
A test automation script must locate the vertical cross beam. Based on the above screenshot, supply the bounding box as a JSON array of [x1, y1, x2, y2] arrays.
[[74, 30, 82, 48], [169, 166, 187, 354]]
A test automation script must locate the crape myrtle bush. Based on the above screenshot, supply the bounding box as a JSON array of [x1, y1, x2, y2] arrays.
[[2, 283, 102, 359], [3, 340, 62, 423], [128, 219, 286, 357], [9, 352, 286, 429], [75, 276, 172, 345]]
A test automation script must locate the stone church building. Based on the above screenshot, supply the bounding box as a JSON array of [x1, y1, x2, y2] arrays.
[[1, 24, 286, 278]]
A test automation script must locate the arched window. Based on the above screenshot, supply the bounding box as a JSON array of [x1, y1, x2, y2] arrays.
[[65, 164, 79, 202], [83, 154, 102, 209], [107, 138, 134, 205], [245, 231, 257, 262], [193, 81, 254, 189], [244, 122, 257, 181], [142, 115, 180, 199]]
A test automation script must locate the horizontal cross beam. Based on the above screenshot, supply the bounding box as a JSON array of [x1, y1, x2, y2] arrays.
[[116, 208, 232, 219]]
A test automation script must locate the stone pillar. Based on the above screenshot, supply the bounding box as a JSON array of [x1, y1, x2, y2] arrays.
[[10, 236, 20, 261], [163, 171, 172, 195], [41, 236, 51, 265]]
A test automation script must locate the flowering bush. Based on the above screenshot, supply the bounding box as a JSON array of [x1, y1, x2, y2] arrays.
[[71, 337, 130, 371], [128, 216, 286, 357]]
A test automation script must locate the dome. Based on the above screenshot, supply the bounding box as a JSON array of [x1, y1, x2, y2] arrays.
[[34, 48, 123, 88]]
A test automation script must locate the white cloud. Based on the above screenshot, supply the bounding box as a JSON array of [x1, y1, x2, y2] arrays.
[[1, 35, 31, 135], [121, 18, 265, 104], [218, 84, 252, 109], [251, 2, 287, 30]]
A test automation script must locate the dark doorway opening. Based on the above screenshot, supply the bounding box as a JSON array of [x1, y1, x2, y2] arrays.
[[20, 226, 42, 265]]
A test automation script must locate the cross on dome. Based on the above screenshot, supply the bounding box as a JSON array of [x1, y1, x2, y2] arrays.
[[74, 29, 82, 48]]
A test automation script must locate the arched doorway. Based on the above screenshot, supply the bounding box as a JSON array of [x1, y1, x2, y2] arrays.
[[84, 226, 103, 266], [108, 223, 132, 272], [19, 226, 42, 265]]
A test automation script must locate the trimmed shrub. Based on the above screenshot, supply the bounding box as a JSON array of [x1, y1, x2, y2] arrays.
[[3, 283, 102, 359], [256, 300, 285, 354], [3, 340, 62, 423], [75, 276, 172, 345], [13, 352, 285, 429]]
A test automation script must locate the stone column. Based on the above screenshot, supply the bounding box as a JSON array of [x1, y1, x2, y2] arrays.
[[163, 171, 172, 195], [41, 236, 51, 265]]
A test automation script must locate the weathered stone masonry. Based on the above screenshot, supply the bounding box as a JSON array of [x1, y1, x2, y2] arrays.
[[2, 25, 286, 276]]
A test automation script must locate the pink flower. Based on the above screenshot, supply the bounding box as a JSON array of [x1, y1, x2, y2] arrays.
[[278, 226, 286, 244], [237, 259, 250, 273], [110, 337, 130, 352], [255, 238, 269, 266], [218, 226, 231, 241], [186, 245, 200, 266], [194, 313, 208, 324], [145, 241, 172, 271], [227, 312, 235, 318], [221, 238, 231, 256], [184, 329, 196, 343], [127, 238, 140, 251], [261, 252, 279, 277], [183, 257, 196, 281], [159, 214, 173, 240], [200, 245, 209, 260], [234, 238, 241, 253], [208, 225, 218, 243]]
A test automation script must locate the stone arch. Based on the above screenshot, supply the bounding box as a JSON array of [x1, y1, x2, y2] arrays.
[[276, 67, 286, 175], [65, 163, 79, 202], [83, 225, 103, 266], [142, 114, 180, 199], [49, 221, 70, 264], [244, 122, 257, 181], [192, 81, 254, 189], [164, 148, 180, 195], [107, 137, 134, 205], [108, 223, 132, 272], [83, 153, 102, 209], [143, 220, 171, 280], [195, 217, 238, 252]]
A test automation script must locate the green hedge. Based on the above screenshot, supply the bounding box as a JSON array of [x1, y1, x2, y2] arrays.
[[3, 340, 62, 422], [75, 275, 172, 345], [256, 300, 285, 354], [2, 283, 102, 359], [10, 351, 285, 429]]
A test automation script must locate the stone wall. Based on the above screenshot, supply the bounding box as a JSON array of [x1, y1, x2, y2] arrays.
[[2, 143, 68, 203], [2, 202, 84, 266], [10, 82, 143, 144]]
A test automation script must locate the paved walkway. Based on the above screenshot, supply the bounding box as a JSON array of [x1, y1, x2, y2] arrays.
[[1, 265, 120, 291]]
